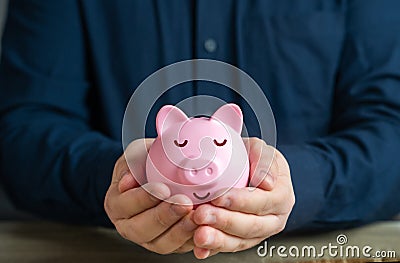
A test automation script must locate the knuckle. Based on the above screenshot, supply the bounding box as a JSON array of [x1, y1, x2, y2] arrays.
[[230, 195, 246, 212], [248, 137, 260, 144], [104, 193, 118, 222], [248, 218, 264, 238], [153, 206, 170, 228], [115, 222, 129, 240], [141, 242, 158, 254], [141, 189, 158, 208], [281, 188, 296, 214], [252, 138, 264, 154], [219, 214, 233, 232], [268, 154, 280, 174], [257, 198, 270, 215], [264, 143, 275, 152], [273, 148, 285, 162], [144, 240, 177, 255], [170, 223, 189, 244], [112, 156, 130, 183], [212, 241, 224, 252], [292, 193, 296, 207], [289, 191, 296, 208], [175, 247, 192, 254], [152, 245, 172, 255], [274, 150, 290, 175], [214, 230, 226, 251], [126, 222, 141, 242], [124, 222, 150, 244], [113, 156, 126, 174], [271, 216, 287, 236], [272, 197, 282, 212], [104, 194, 112, 215], [255, 206, 264, 216], [118, 230, 129, 240], [175, 242, 194, 254], [276, 221, 287, 234], [234, 239, 248, 252]]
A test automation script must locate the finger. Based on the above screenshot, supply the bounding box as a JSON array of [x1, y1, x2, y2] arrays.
[[106, 182, 171, 221], [121, 138, 154, 186], [118, 172, 139, 193], [145, 212, 197, 254], [174, 238, 195, 254], [244, 137, 277, 190], [212, 175, 294, 216], [111, 156, 133, 186], [117, 194, 193, 244], [193, 204, 284, 238], [193, 247, 211, 259], [110, 139, 154, 192], [193, 226, 263, 256], [207, 249, 221, 258], [193, 247, 225, 259], [211, 187, 273, 215]]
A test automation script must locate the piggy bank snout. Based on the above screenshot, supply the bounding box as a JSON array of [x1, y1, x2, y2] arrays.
[[179, 159, 220, 185]]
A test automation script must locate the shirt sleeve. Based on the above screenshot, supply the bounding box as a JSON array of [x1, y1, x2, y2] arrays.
[[0, 0, 121, 226], [282, 0, 400, 231]]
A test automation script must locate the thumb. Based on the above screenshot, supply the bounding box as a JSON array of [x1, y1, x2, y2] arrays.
[[112, 156, 139, 193]]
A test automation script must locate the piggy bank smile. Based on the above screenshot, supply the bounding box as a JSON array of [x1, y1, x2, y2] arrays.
[[193, 192, 211, 200]]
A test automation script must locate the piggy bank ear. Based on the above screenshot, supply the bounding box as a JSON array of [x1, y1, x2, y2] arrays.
[[156, 105, 189, 135], [211, 103, 243, 133]]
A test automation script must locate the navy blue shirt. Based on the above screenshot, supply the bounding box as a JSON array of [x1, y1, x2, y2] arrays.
[[1, 0, 400, 231]]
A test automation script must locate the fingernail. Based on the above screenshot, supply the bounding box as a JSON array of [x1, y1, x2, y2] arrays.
[[170, 195, 192, 215], [202, 249, 211, 259], [113, 170, 129, 184], [118, 171, 133, 185], [204, 233, 214, 246], [171, 204, 189, 216], [203, 212, 216, 224], [170, 194, 192, 205]]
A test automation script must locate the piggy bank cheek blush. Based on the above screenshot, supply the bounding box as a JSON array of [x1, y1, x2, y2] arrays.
[[146, 104, 250, 206]]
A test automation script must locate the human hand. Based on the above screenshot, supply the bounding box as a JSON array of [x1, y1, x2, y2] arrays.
[[192, 137, 295, 259], [104, 139, 197, 254]]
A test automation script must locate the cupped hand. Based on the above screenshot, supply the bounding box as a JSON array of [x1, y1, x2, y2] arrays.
[[192, 137, 295, 259], [104, 139, 197, 254]]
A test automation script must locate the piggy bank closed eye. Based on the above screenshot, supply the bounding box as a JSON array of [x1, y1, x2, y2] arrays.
[[146, 103, 249, 205]]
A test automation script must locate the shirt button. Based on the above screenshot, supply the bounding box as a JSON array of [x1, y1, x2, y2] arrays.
[[204, 38, 217, 53]]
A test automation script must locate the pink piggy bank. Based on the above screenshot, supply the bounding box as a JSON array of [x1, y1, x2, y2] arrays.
[[146, 103, 249, 205]]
